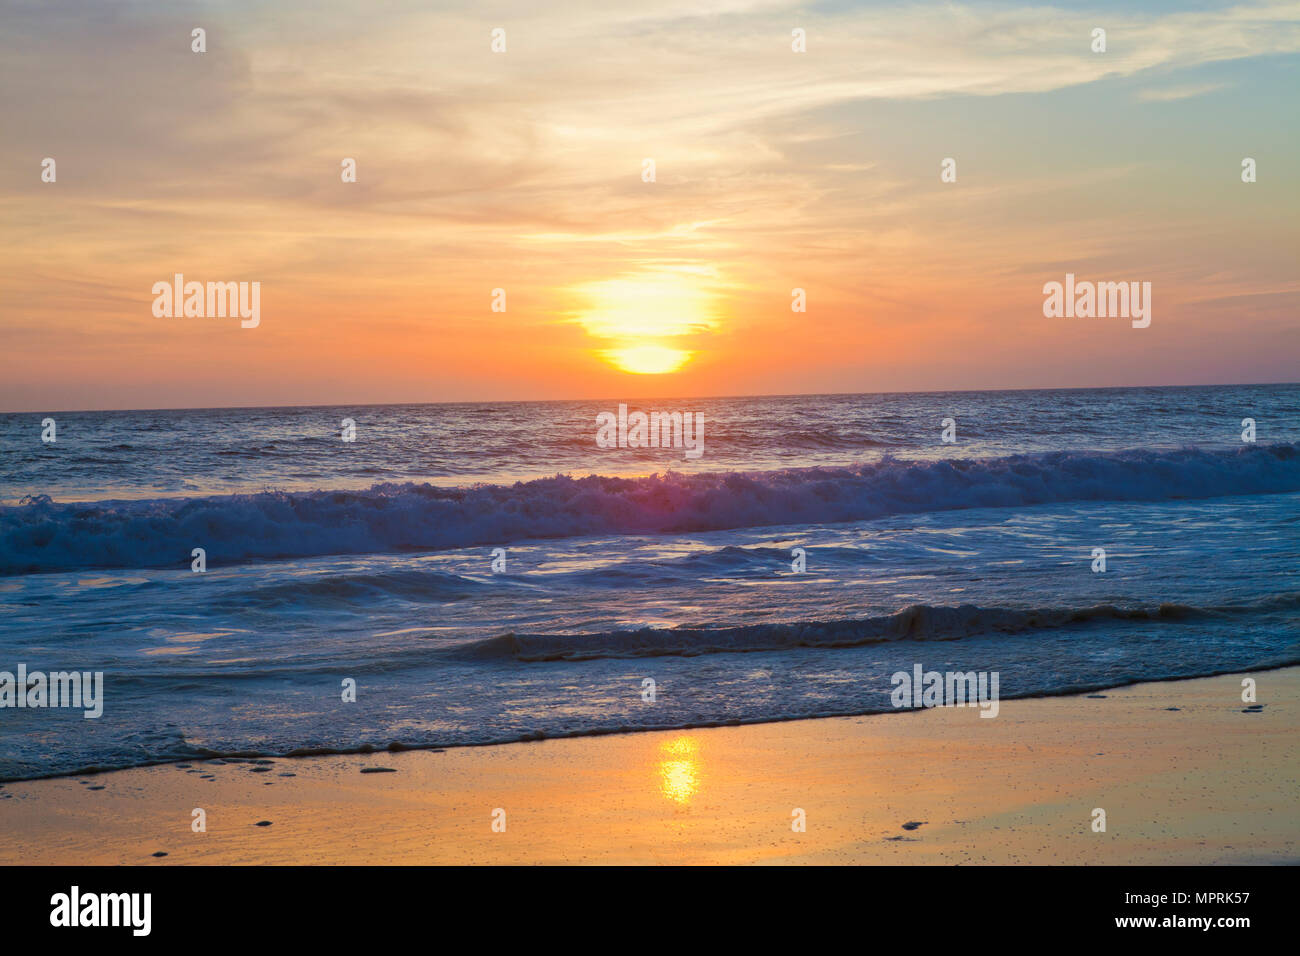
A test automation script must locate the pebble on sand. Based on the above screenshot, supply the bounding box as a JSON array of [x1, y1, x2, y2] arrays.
[[360, 767, 398, 774]]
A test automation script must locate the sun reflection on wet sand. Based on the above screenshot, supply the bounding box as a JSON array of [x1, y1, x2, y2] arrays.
[[658, 736, 701, 805]]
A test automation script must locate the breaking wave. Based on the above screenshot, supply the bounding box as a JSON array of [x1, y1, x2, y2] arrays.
[[2, 442, 1296, 574]]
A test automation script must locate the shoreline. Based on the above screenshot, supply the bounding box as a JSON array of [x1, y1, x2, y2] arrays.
[[5, 659, 1294, 787], [2, 667, 1295, 865]]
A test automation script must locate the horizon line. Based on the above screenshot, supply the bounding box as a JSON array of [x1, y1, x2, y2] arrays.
[[4, 380, 1297, 417]]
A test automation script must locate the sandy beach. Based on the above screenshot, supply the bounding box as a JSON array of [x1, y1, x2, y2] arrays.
[[2, 667, 1294, 865]]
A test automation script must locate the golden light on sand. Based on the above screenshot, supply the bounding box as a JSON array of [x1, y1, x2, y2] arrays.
[[604, 344, 693, 374], [658, 736, 701, 804]]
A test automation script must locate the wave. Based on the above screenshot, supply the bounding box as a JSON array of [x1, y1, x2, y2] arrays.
[[453, 595, 1300, 661], [6, 652, 1297, 782], [2, 442, 1296, 574], [211, 568, 506, 610]]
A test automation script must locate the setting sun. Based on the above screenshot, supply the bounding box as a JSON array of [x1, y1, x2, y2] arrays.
[[603, 344, 693, 374], [568, 271, 722, 375], [2, 0, 1297, 883]]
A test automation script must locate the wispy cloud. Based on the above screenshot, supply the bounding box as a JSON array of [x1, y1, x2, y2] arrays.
[[1136, 81, 1227, 100], [1, 0, 1297, 407]]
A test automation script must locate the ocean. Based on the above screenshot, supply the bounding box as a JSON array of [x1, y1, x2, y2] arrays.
[[1, 384, 1297, 781]]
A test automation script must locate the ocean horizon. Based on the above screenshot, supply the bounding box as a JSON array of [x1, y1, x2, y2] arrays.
[[2, 382, 1297, 782]]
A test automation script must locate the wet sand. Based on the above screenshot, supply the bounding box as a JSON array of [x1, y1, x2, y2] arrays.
[[2, 668, 1295, 865]]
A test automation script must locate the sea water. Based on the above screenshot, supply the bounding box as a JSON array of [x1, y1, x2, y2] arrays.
[[0, 384, 1296, 780]]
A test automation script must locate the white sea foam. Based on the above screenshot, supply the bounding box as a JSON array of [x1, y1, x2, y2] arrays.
[[3, 443, 1296, 574]]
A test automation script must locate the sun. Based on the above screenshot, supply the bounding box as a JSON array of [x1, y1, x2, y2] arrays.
[[567, 270, 721, 375], [603, 344, 693, 374]]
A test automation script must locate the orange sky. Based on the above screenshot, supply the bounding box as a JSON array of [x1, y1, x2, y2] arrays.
[[1, 0, 1297, 411]]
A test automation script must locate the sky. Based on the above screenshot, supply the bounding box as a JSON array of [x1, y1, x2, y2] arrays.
[[1, 0, 1297, 411]]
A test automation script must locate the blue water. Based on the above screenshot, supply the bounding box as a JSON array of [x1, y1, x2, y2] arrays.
[[1, 384, 1297, 780]]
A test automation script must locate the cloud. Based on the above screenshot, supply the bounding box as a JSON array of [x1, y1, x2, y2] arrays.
[[1136, 82, 1227, 101], [0, 0, 1297, 406]]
